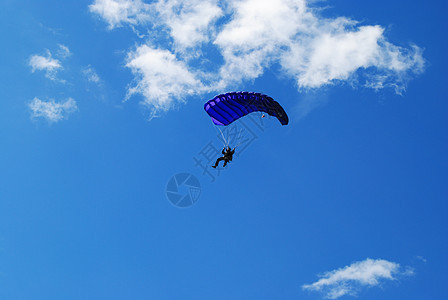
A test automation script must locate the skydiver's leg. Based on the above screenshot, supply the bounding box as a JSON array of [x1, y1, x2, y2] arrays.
[[223, 159, 229, 167], [212, 157, 225, 168]]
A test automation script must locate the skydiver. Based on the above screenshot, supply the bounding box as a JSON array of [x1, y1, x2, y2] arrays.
[[212, 146, 235, 168]]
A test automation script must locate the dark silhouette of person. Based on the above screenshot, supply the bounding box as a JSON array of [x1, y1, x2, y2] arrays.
[[212, 146, 235, 168]]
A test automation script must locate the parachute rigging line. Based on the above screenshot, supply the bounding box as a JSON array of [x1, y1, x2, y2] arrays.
[[210, 117, 228, 147]]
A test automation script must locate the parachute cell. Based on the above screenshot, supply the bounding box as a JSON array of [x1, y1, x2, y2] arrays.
[[204, 92, 288, 126]]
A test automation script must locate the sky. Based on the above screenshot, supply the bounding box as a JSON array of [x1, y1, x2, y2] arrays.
[[0, 0, 447, 299]]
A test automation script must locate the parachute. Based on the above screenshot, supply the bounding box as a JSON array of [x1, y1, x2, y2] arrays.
[[204, 92, 288, 126]]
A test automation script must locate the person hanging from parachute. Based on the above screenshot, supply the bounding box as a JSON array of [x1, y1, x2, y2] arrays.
[[204, 92, 289, 168], [212, 146, 235, 168]]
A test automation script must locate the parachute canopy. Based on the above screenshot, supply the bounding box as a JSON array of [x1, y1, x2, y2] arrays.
[[204, 92, 288, 126]]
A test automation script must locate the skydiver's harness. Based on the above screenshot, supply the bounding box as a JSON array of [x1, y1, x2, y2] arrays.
[[223, 149, 234, 161]]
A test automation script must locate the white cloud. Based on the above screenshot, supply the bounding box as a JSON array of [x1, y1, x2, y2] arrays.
[[57, 44, 71, 58], [155, 0, 223, 51], [89, 0, 425, 116], [414, 256, 427, 263], [29, 50, 62, 80], [285, 25, 386, 88], [28, 97, 78, 123], [89, 0, 152, 29], [90, 0, 223, 50], [125, 45, 205, 116], [215, 0, 424, 90], [83, 65, 101, 83], [214, 0, 309, 87], [302, 258, 414, 299]]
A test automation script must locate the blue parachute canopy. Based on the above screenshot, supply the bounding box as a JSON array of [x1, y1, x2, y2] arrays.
[[204, 92, 288, 126]]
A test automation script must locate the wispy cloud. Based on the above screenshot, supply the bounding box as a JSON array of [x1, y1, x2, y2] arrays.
[[28, 45, 72, 82], [28, 97, 78, 123], [302, 258, 414, 299], [28, 50, 62, 80], [89, 0, 152, 29], [154, 0, 223, 52], [414, 256, 427, 263], [82, 65, 101, 84], [89, 0, 425, 116], [57, 44, 72, 58], [125, 45, 206, 117]]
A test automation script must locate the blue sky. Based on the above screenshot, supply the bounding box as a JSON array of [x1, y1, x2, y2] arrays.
[[0, 0, 447, 299]]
